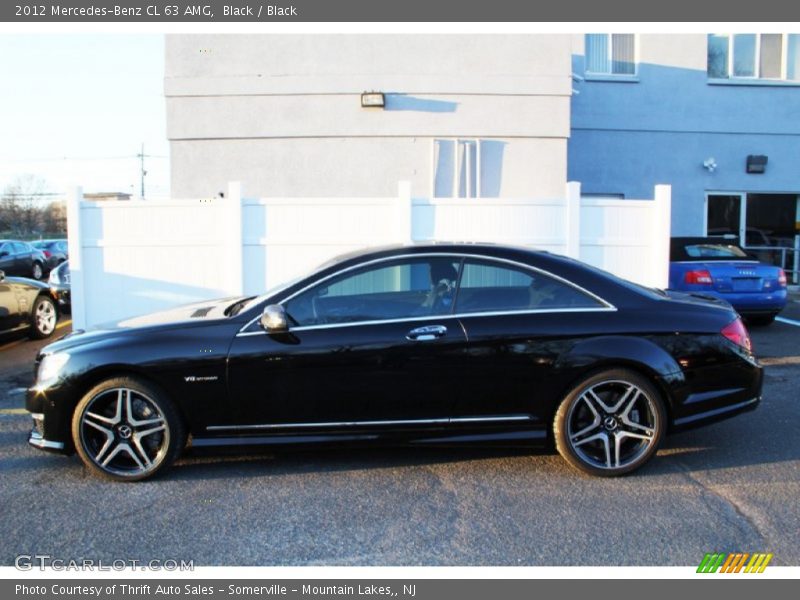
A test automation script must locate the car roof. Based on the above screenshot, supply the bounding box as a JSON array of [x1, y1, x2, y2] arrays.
[[301, 242, 657, 308]]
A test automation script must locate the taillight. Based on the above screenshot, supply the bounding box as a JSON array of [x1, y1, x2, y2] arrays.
[[684, 269, 713, 285], [43, 250, 51, 258], [721, 317, 752, 353], [778, 269, 787, 288]]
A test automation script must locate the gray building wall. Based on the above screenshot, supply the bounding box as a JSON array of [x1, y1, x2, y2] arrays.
[[165, 34, 572, 199]]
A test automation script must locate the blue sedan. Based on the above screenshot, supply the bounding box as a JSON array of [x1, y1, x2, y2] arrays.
[[669, 237, 787, 325]]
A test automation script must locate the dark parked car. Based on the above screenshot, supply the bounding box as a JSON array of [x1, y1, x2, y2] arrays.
[[0, 269, 58, 339], [0, 240, 48, 280], [31, 239, 68, 272], [669, 237, 787, 325], [26, 243, 762, 481], [48, 260, 70, 311]]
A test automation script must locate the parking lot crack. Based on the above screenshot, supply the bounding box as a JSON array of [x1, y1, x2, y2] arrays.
[[676, 463, 769, 546]]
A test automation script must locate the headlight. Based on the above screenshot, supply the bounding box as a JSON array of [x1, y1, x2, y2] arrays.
[[37, 353, 70, 386], [48, 269, 60, 284]]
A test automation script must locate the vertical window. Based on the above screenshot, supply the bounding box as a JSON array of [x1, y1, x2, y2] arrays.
[[585, 34, 636, 76], [708, 34, 800, 81], [433, 139, 481, 198]]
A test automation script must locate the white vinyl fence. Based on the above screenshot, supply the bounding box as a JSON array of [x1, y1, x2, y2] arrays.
[[66, 182, 671, 328]]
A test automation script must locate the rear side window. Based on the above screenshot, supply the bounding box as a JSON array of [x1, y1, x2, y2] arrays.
[[455, 260, 605, 314], [13, 242, 29, 253]]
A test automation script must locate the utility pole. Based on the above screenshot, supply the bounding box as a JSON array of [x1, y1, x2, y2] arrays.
[[137, 143, 147, 199]]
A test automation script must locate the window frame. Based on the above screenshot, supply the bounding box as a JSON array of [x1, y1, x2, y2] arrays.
[[584, 33, 639, 79], [238, 253, 617, 335], [708, 33, 800, 83]]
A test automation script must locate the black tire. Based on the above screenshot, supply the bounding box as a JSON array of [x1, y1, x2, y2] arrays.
[[553, 368, 666, 477], [31, 261, 44, 280], [745, 314, 776, 326], [71, 376, 186, 482], [28, 295, 58, 339]]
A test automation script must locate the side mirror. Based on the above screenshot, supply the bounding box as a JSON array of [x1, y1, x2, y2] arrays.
[[260, 304, 289, 333], [0, 251, 8, 258]]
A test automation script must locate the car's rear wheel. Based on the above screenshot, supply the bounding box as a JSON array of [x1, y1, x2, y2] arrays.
[[71, 377, 185, 481], [31, 261, 43, 280], [29, 295, 57, 339], [554, 369, 666, 477]]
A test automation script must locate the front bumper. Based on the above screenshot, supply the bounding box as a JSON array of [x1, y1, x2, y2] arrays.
[[49, 283, 71, 308], [27, 413, 66, 452]]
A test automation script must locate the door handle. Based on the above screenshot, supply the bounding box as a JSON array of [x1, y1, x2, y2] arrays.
[[406, 324, 447, 341]]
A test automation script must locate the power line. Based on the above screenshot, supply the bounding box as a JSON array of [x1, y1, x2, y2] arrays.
[[1, 154, 169, 163]]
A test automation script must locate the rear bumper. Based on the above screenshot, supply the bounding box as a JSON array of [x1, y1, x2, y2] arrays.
[[703, 289, 787, 313], [665, 344, 764, 433], [671, 396, 760, 432]]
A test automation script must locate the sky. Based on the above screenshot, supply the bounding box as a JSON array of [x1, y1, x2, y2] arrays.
[[0, 34, 170, 199]]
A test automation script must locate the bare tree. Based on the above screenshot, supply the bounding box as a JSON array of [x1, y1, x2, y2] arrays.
[[0, 175, 63, 238]]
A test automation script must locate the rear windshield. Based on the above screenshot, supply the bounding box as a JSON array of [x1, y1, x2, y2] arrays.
[[684, 244, 748, 259]]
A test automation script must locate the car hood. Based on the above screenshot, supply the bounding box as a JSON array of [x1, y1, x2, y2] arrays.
[[41, 296, 246, 354]]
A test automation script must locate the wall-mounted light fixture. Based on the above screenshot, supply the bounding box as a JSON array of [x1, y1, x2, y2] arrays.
[[361, 92, 385, 108], [746, 155, 768, 174], [702, 157, 717, 173]]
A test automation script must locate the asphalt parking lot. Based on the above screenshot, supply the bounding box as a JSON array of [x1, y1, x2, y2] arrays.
[[1, 302, 798, 567]]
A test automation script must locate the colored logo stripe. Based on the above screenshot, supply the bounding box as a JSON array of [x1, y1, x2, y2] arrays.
[[697, 553, 772, 573]]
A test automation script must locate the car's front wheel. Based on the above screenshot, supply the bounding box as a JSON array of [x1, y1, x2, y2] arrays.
[[553, 369, 666, 477], [71, 377, 185, 481]]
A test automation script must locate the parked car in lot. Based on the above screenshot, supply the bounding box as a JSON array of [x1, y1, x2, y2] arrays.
[[48, 260, 70, 311], [31, 239, 68, 272], [0, 269, 58, 339], [669, 237, 787, 325], [0, 239, 48, 280], [27, 243, 762, 481]]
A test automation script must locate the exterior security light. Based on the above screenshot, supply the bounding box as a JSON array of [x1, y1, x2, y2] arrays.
[[746, 155, 768, 174], [361, 92, 385, 108]]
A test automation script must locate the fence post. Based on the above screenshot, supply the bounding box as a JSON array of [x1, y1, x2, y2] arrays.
[[565, 181, 581, 259], [653, 185, 672, 289], [65, 186, 87, 329], [396, 180, 413, 244], [226, 181, 244, 295]]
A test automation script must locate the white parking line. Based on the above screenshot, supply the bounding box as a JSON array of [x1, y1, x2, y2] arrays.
[[775, 316, 800, 327]]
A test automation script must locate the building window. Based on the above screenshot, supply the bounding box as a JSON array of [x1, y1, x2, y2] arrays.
[[433, 139, 480, 198], [585, 34, 636, 76], [708, 33, 800, 81]]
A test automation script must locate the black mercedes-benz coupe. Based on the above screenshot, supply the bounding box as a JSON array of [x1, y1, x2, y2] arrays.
[[26, 243, 762, 481]]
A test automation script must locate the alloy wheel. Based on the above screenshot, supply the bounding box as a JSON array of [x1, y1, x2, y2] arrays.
[[78, 388, 170, 478], [566, 379, 660, 471], [34, 298, 57, 336], [32, 262, 43, 280]]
